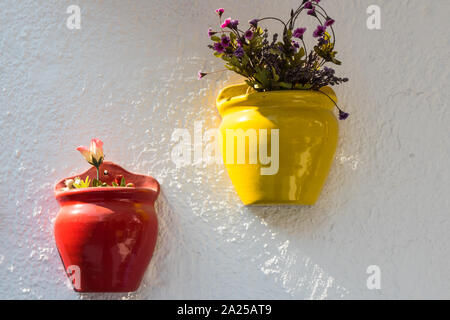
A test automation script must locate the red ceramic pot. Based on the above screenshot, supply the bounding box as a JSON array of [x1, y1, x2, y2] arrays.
[[54, 162, 160, 293]]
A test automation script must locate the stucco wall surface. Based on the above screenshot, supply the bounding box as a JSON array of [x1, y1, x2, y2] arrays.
[[0, 0, 449, 299]]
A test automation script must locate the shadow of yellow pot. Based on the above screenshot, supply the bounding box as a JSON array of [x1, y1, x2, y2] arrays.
[[216, 84, 339, 206]]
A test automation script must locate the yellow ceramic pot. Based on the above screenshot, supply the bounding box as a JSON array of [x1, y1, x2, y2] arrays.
[[216, 84, 339, 205]]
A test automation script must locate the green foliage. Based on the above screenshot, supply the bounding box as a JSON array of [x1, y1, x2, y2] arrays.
[[92, 179, 102, 187], [314, 32, 341, 65], [73, 176, 91, 189], [120, 176, 126, 187], [67, 175, 133, 190]]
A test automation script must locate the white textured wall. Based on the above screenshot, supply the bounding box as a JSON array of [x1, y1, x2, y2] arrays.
[[0, 0, 449, 299]]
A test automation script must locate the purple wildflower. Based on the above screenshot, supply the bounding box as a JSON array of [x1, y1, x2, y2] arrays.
[[323, 66, 335, 74], [229, 19, 239, 29], [293, 27, 307, 39], [221, 36, 231, 48], [245, 30, 254, 40], [339, 110, 350, 120], [324, 18, 335, 27], [304, 2, 313, 9], [208, 28, 217, 37], [215, 8, 224, 17], [318, 37, 329, 46], [307, 8, 316, 16], [249, 19, 259, 28], [234, 46, 244, 57], [313, 25, 326, 38], [213, 42, 225, 53]]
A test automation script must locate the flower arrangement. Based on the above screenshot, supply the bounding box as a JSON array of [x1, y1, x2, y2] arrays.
[[61, 138, 134, 191], [200, 0, 349, 119]]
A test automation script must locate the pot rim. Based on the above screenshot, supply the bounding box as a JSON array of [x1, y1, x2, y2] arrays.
[[54, 161, 160, 200], [216, 83, 337, 115], [54, 186, 157, 197]]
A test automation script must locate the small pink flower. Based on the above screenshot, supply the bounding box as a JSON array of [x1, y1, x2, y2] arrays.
[[215, 8, 225, 17], [198, 71, 207, 80], [76, 146, 91, 163], [90, 139, 103, 161], [221, 17, 232, 28], [77, 138, 104, 167]]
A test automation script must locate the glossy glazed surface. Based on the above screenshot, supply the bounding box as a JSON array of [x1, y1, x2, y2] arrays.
[[54, 162, 160, 292], [217, 84, 339, 205]]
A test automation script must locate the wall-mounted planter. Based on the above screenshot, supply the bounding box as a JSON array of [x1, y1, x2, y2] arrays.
[[54, 162, 160, 292], [217, 84, 339, 206]]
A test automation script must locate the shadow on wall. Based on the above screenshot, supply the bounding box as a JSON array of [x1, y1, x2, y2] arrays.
[[239, 170, 354, 298], [239, 84, 378, 298]]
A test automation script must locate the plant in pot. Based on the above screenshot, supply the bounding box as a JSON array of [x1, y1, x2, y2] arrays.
[[54, 139, 160, 292], [199, 1, 349, 205]]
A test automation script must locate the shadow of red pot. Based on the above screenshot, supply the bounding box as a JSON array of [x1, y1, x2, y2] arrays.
[[54, 162, 160, 293]]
